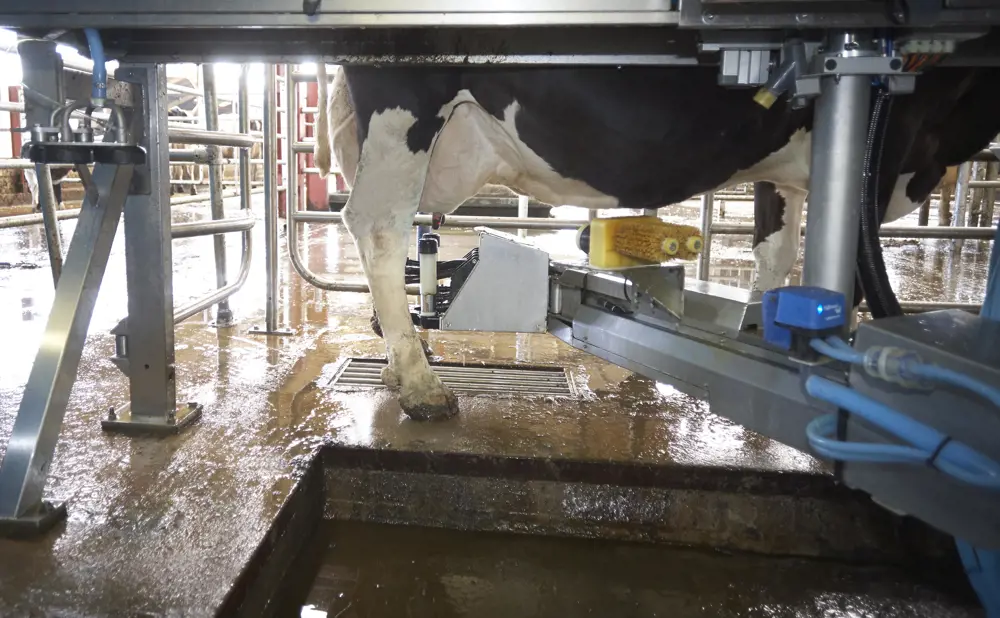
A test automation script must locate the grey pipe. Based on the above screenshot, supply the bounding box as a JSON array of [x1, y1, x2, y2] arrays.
[[292, 210, 589, 231], [170, 214, 255, 239], [858, 300, 980, 314], [262, 64, 281, 330], [696, 192, 713, 281], [168, 127, 260, 148], [801, 34, 873, 306], [709, 223, 998, 240], [202, 63, 233, 325], [952, 161, 973, 252]]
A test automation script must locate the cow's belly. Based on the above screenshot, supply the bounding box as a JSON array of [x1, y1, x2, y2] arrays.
[[419, 96, 619, 212]]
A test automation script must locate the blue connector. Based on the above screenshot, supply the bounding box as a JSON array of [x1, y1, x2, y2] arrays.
[[762, 286, 846, 358]]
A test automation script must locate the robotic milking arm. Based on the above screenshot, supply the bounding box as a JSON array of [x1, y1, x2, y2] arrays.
[[410, 22, 1000, 612]]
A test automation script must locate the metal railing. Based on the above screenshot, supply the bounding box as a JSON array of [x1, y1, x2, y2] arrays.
[[171, 63, 258, 326], [0, 188, 263, 231]]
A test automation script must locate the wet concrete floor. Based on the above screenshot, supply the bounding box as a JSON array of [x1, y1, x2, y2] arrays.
[[0, 194, 990, 615]]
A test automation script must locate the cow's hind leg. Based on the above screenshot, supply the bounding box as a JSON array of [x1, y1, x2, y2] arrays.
[[750, 183, 805, 299], [342, 109, 457, 421]]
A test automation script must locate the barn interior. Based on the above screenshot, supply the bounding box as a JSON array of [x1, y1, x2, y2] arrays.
[[0, 3, 999, 617]]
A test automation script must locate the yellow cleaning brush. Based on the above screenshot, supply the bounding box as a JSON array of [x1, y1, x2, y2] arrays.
[[585, 216, 704, 269]]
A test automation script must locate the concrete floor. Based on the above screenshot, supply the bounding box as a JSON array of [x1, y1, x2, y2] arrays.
[[0, 194, 991, 615]]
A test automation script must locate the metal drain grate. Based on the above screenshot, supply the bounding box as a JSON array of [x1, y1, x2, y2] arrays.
[[329, 358, 576, 398]]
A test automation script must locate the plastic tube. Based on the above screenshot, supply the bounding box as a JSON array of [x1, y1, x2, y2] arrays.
[[905, 363, 1000, 409], [805, 376, 1000, 489], [810, 338, 865, 364], [83, 28, 107, 105], [856, 88, 902, 318]]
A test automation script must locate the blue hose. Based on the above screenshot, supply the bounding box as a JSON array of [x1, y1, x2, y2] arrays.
[[805, 376, 1000, 489], [809, 338, 864, 364], [906, 363, 1000, 410], [83, 28, 106, 103]]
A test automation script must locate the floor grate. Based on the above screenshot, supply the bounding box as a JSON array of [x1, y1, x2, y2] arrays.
[[328, 358, 576, 398]]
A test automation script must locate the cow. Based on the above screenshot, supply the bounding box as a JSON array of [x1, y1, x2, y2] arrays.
[[23, 166, 68, 212], [312, 62, 1000, 421]]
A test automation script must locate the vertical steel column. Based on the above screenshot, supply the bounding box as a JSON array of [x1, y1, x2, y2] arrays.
[[202, 63, 234, 327], [517, 194, 530, 238], [250, 64, 292, 336], [952, 161, 973, 254], [802, 32, 873, 306], [984, 162, 998, 227], [103, 64, 202, 434], [238, 65, 252, 214], [697, 192, 714, 281]]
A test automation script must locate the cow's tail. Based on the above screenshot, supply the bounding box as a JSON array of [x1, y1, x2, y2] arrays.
[[314, 62, 333, 178]]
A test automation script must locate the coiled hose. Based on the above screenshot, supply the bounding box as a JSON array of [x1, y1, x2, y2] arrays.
[[856, 87, 902, 318]]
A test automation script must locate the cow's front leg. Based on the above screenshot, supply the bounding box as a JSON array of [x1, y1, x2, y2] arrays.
[[347, 211, 457, 420], [342, 109, 458, 421]]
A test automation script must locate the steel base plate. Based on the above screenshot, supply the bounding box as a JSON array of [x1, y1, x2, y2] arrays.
[[0, 500, 67, 539], [101, 402, 203, 435]]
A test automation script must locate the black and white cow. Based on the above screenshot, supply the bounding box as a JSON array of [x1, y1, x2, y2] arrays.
[[313, 62, 1000, 421], [23, 166, 68, 211]]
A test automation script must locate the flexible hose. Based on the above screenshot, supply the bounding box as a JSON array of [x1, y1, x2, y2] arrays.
[[83, 28, 107, 105], [856, 87, 902, 318], [805, 376, 1000, 489], [905, 363, 1000, 409], [810, 338, 865, 364]]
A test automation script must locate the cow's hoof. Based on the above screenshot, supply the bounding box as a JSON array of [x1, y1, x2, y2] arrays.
[[380, 365, 401, 389], [399, 384, 459, 421], [419, 337, 433, 359]]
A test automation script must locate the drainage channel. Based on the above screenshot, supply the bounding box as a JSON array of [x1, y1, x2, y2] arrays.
[[328, 358, 577, 398]]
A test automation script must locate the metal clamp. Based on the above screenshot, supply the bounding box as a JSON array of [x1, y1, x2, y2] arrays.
[[795, 54, 915, 98]]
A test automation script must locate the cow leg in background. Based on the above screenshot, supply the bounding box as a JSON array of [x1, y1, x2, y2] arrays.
[[341, 109, 458, 421], [24, 169, 39, 210], [750, 182, 805, 300]]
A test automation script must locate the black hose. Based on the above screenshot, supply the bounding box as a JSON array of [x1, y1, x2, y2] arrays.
[[856, 87, 902, 318]]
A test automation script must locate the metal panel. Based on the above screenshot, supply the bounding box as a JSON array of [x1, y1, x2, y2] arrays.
[[553, 305, 832, 453], [329, 358, 576, 398], [683, 279, 762, 333], [0, 163, 134, 523], [848, 310, 1000, 548], [441, 230, 550, 333], [0, 1, 678, 28]]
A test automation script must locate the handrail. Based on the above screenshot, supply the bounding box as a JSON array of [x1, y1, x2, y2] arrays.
[[168, 127, 260, 148], [170, 214, 256, 239], [172, 231, 253, 324], [283, 68, 417, 295], [709, 223, 997, 240]]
